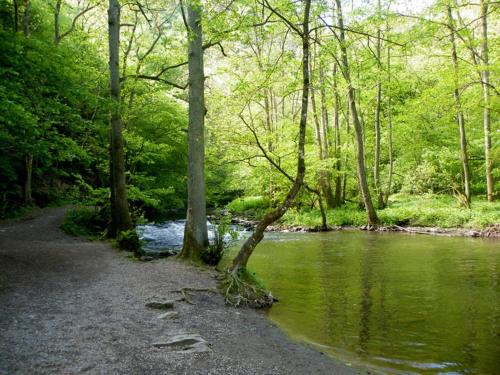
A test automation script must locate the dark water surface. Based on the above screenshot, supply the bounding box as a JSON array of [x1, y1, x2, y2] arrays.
[[244, 231, 500, 374]]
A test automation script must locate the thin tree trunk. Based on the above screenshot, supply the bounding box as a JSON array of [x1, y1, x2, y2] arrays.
[[22, 0, 32, 204], [23, 0, 30, 36], [311, 45, 335, 208], [333, 63, 343, 207], [23, 154, 32, 204], [384, 47, 393, 206], [13, 0, 19, 32], [108, 0, 133, 236], [373, 0, 383, 208], [54, 0, 62, 44], [480, 0, 494, 202], [231, 0, 311, 272], [447, 6, 471, 205], [342, 91, 350, 203], [335, 0, 378, 225], [180, 2, 208, 260]]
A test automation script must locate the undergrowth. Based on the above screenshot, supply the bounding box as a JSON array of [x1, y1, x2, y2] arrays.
[[281, 194, 500, 229]]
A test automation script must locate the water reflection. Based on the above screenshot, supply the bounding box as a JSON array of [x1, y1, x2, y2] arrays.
[[244, 231, 500, 374]]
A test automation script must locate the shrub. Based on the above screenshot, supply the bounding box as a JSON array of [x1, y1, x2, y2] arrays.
[[60, 207, 107, 238], [201, 211, 237, 266], [117, 229, 143, 254]]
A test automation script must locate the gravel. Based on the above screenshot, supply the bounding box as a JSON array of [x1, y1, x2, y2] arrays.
[[0, 207, 360, 375]]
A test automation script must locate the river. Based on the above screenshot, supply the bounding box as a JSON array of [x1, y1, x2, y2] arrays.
[[243, 231, 500, 374], [139, 223, 500, 374]]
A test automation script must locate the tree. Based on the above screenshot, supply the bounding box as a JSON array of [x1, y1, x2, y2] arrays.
[[230, 0, 312, 273], [480, 0, 494, 202], [447, 4, 471, 206], [107, 0, 133, 236], [334, 0, 378, 224], [179, 1, 209, 260]]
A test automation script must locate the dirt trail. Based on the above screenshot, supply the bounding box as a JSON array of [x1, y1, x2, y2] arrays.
[[0, 207, 358, 375]]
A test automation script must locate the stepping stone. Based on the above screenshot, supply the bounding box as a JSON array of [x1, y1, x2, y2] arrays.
[[145, 300, 175, 309], [157, 311, 179, 320], [152, 332, 210, 353]]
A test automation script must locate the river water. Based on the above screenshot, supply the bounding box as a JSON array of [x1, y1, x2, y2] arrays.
[[139, 222, 499, 374], [243, 231, 500, 374]]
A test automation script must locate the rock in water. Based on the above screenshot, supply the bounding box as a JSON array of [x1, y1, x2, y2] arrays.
[[152, 332, 210, 353], [145, 300, 175, 309]]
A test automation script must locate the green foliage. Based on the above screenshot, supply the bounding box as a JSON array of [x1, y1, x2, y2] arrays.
[[201, 211, 237, 266], [227, 196, 271, 217], [281, 194, 500, 229], [60, 207, 107, 239], [116, 229, 143, 254]]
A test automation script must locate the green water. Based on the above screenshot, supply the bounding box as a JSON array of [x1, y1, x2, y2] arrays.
[[243, 231, 500, 374]]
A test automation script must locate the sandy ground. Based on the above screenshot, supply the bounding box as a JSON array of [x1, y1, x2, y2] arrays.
[[0, 207, 360, 375]]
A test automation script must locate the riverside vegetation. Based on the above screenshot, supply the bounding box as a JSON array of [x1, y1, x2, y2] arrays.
[[0, 0, 498, 325]]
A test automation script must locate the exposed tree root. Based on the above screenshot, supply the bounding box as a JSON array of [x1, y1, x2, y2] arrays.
[[218, 269, 275, 308], [170, 287, 218, 305]]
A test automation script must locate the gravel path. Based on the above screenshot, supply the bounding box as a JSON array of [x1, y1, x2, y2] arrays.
[[0, 207, 359, 375]]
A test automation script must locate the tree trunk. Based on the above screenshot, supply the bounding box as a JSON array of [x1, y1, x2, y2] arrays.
[[179, 3, 208, 260], [373, 0, 383, 208], [333, 63, 343, 207], [231, 0, 311, 272], [480, 0, 494, 202], [107, 0, 133, 237], [335, 0, 378, 225], [22, 0, 30, 36], [54, 0, 62, 44], [383, 47, 393, 207], [447, 6, 471, 205], [13, 0, 19, 32], [23, 154, 32, 204], [311, 45, 335, 208]]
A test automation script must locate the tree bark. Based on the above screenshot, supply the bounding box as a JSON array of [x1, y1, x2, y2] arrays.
[[179, 2, 208, 260], [335, 0, 378, 224], [23, 154, 32, 204], [231, 0, 311, 272], [54, 0, 62, 44], [22, 0, 30, 36], [447, 6, 471, 205], [480, 0, 494, 202], [107, 0, 133, 237], [373, 0, 383, 208], [13, 0, 19, 32], [333, 63, 343, 207], [383, 47, 393, 207]]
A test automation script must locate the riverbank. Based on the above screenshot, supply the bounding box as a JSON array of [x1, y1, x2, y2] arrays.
[[0, 207, 360, 375], [229, 194, 500, 239]]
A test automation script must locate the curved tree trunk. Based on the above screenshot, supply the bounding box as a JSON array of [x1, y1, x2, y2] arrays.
[[335, 0, 378, 225], [231, 0, 311, 273], [179, 3, 208, 260], [108, 0, 133, 237]]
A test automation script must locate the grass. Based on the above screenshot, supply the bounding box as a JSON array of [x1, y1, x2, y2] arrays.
[[280, 194, 500, 229], [227, 196, 271, 219]]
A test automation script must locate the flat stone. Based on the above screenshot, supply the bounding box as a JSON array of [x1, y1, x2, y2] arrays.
[[152, 332, 210, 353], [157, 311, 179, 320], [145, 300, 175, 309]]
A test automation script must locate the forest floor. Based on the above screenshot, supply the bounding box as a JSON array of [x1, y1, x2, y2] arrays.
[[0, 207, 360, 375]]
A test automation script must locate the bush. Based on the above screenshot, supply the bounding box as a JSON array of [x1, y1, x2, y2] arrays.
[[201, 211, 237, 266], [117, 229, 143, 254], [60, 207, 107, 238]]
